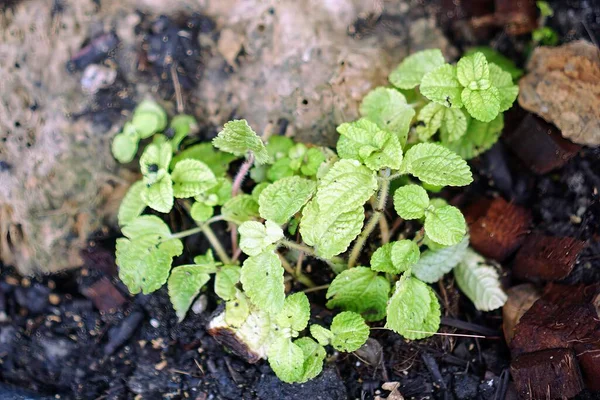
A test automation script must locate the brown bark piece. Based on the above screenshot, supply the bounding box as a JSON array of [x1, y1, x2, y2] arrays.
[[502, 284, 542, 345], [512, 234, 587, 281], [510, 348, 585, 400], [464, 197, 531, 262], [518, 41, 600, 146], [81, 277, 128, 313], [510, 284, 600, 392], [503, 114, 581, 174]]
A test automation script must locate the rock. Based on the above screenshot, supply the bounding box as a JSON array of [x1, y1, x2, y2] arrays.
[[510, 348, 585, 399], [518, 40, 600, 146]]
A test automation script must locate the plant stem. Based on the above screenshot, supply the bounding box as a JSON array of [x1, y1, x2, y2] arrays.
[[230, 153, 255, 254], [278, 253, 316, 288], [280, 239, 318, 256], [347, 168, 391, 268], [387, 172, 405, 181], [232, 153, 255, 196], [176, 203, 233, 264], [302, 284, 330, 293]]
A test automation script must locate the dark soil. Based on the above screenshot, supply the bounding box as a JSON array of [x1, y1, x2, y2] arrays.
[[2, 2, 600, 400]]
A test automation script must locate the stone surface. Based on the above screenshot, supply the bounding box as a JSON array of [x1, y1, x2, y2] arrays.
[[518, 40, 600, 146], [0, 0, 455, 274]]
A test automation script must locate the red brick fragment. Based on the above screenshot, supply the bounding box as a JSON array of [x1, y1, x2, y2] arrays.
[[81, 277, 127, 312], [464, 197, 531, 262], [511, 348, 585, 399], [503, 114, 581, 174], [513, 234, 587, 281]]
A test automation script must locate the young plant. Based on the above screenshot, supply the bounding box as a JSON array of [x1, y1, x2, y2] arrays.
[[111, 49, 514, 384]]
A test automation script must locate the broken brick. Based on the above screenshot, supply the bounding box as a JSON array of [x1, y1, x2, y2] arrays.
[[512, 234, 587, 281], [464, 196, 531, 262], [503, 114, 581, 174], [510, 348, 585, 399]]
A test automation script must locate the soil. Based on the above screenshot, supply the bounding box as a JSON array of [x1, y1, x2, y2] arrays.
[[1, 1, 600, 400]]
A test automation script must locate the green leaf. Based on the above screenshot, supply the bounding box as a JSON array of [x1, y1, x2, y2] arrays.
[[268, 336, 304, 383], [275, 292, 310, 332], [412, 236, 469, 283], [193, 249, 220, 269], [266, 136, 295, 159], [190, 202, 214, 222], [258, 176, 317, 225], [359, 87, 415, 144], [171, 159, 217, 198], [369, 243, 395, 273], [454, 248, 507, 311], [336, 119, 403, 170], [537, 1, 554, 17], [132, 111, 161, 139], [225, 290, 251, 327], [389, 49, 445, 89], [196, 177, 232, 206], [215, 265, 241, 301], [294, 337, 326, 383], [301, 148, 326, 177], [386, 275, 441, 339], [140, 141, 172, 176], [461, 86, 501, 122], [112, 132, 139, 163], [310, 324, 334, 346], [240, 251, 285, 314], [116, 238, 173, 295], [532, 26, 559, 46], [420, 64, 463, 108], [424, 205, 466, 246], [488, 63, 519, 112], [171, 143, 237, 176], [169, 114, 196, 150], [443, 114, 504, 160], [135, 100, 168, 132], [464, 47, 523, 80], [390, 240, 420, 272], [239, 220, 284, 256], [212, 120, 271, 165], [440, 107, 468, 142], [168, 265, 211, 322], [457, 52, 490, 89], [141, 176, 174, 213], [402, 143, 472, 187], [222, 194, 260, 224], [330, 311, 370, 352], [315, 159, 378, 217], [121, 214, 171, 240], [266, 157, 295, 181], [299, 200, 365, 259], [118, 181, 146, 226], [415, 102, 445, 141], [393, 184, 430, 219], [326, 267, 390, 322]]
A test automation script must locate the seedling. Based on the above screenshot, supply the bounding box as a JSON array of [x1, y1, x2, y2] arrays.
[[111, 49, 515, 383]]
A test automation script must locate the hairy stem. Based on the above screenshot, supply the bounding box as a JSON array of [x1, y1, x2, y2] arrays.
[[280, 239, 344, 270], [347, 168, 391, 268], [278, 253, 316, 288], [230, 153, 255, 254], [302, 284, 330, 293]]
